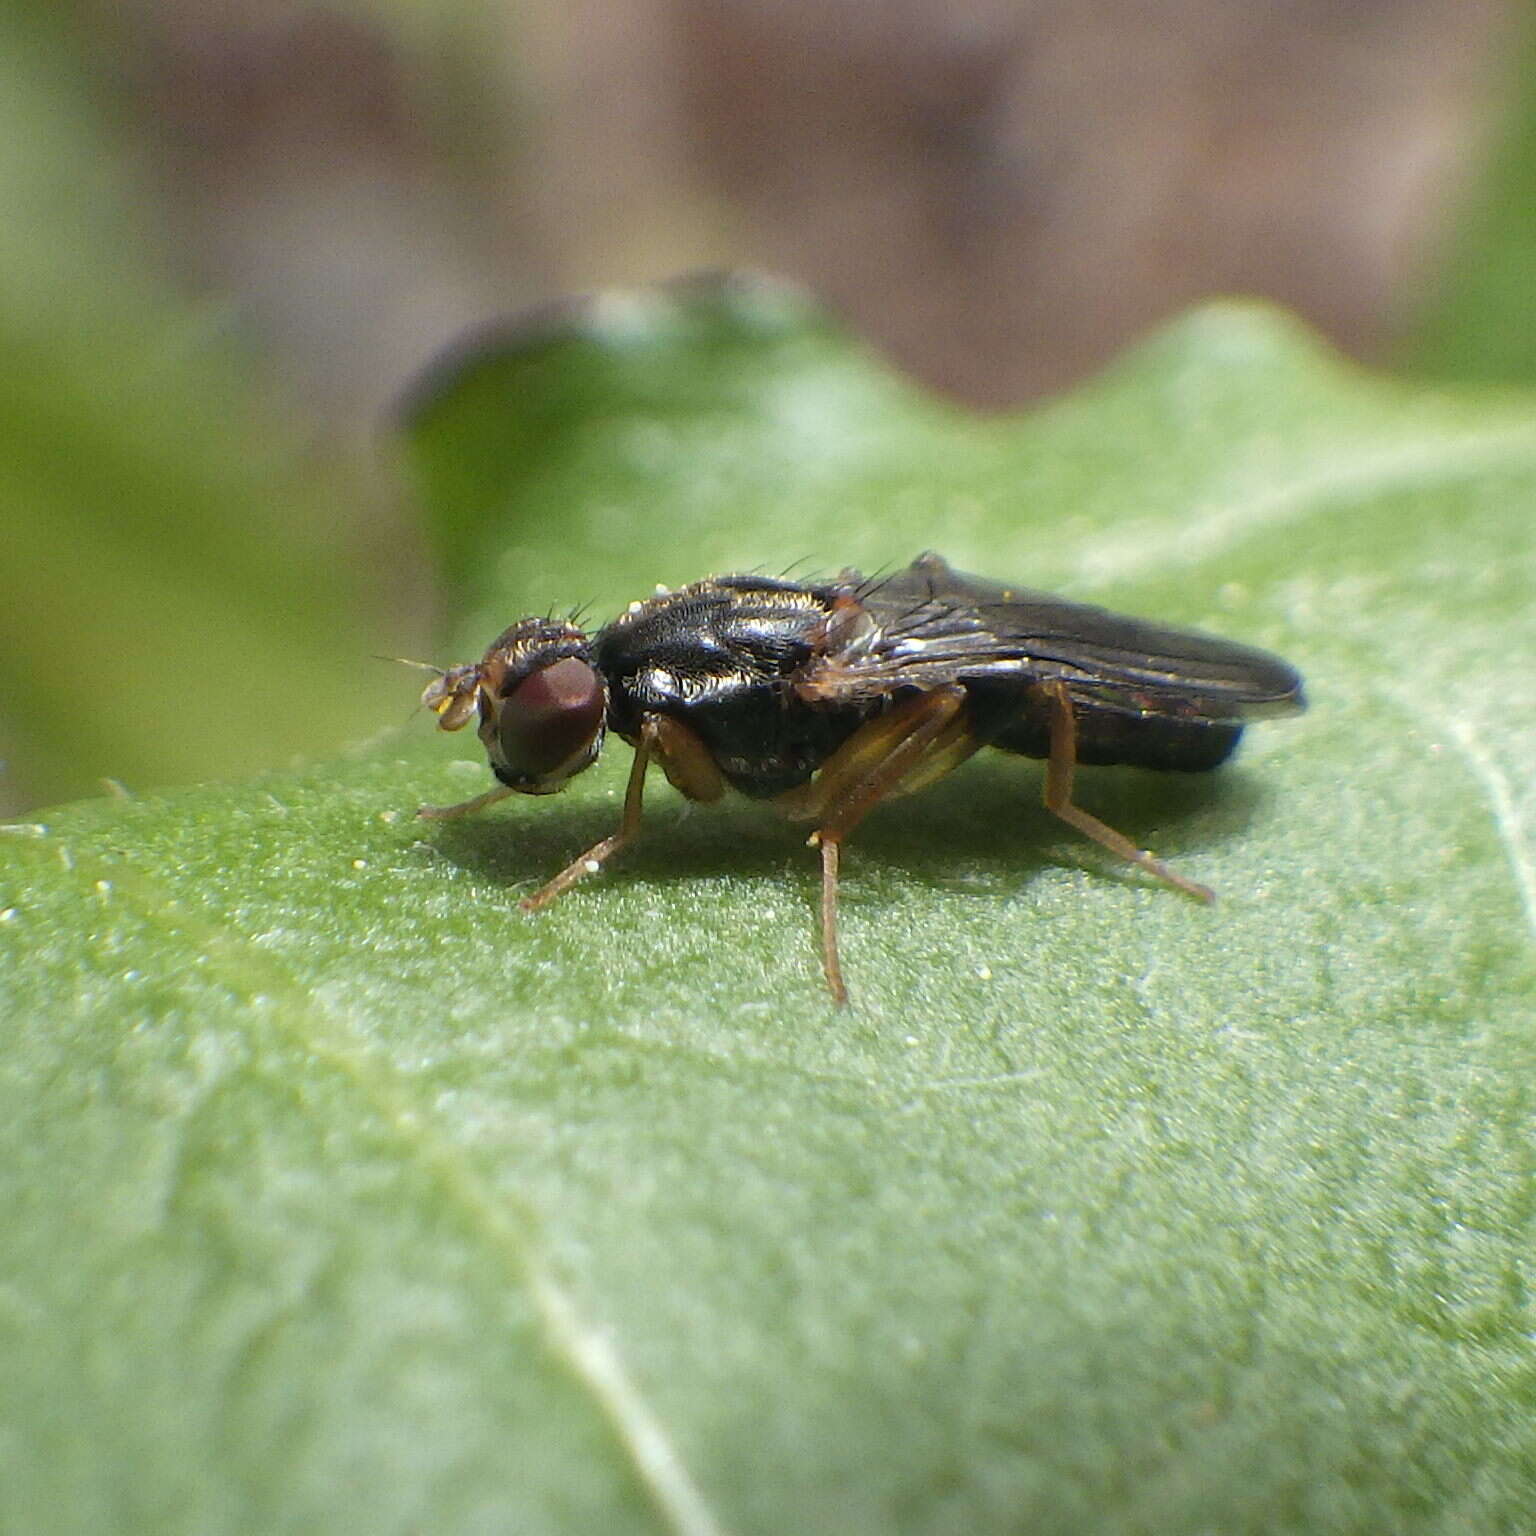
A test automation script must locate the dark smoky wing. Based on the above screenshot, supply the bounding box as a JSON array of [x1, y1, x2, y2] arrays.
[[844, 552, 1304, 721]]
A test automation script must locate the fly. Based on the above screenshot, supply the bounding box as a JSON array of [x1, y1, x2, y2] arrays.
[[416, 551, 1305, 1004]]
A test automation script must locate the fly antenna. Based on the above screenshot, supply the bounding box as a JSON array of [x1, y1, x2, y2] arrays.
[[375, 657, 454, 726], [375, 655, 446, 677]]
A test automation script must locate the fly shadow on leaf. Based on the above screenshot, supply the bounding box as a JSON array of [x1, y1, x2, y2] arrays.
[[415, 751, 1272, 907]]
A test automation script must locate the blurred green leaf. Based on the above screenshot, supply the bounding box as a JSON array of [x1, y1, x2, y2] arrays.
[[5, 291, 1536, 1534], [1405, 20, 1536, 385], [0, 13, 403, 811]]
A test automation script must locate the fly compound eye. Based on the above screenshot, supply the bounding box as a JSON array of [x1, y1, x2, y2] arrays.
[[492, 656, 605, 790]]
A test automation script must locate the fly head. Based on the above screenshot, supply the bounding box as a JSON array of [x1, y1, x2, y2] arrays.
[[424, 618, 606, 794]]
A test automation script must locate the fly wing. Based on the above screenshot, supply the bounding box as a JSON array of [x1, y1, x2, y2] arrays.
[[813, 552, 1304, 722]]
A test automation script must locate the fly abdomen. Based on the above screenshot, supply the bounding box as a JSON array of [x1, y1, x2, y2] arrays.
[[977, 691, 1244, 771]]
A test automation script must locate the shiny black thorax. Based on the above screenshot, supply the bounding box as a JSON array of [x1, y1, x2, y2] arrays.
[[592, 575, 874, 798]]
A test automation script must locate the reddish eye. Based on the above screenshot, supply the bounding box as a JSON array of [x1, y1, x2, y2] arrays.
[[494, 656, 605, 785]]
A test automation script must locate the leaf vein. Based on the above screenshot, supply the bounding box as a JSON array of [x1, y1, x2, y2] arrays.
[[1443, 716, 1536, 944], [1079, 424, 1536, 587]]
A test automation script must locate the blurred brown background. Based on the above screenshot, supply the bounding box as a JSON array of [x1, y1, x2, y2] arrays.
[[129, 0, 1518, 423]]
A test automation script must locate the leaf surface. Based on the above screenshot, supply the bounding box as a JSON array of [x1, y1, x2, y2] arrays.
[[5, 289, 1535, 1535]]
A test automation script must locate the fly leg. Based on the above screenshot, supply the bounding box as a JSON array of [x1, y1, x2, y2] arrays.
[[520, 718, 658, 911], [417, 784, 516, 820], [1037, 680, 1214, 903], [817, 835, 860, 1009], [520, 714, 724, 912], [779, 684, 978, 1004]]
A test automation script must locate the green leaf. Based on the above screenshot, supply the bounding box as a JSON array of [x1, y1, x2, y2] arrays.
[[1403, 20, 1536, 386], [5, 289, 1536, 1534]]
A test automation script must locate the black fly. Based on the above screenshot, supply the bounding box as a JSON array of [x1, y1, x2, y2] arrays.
[[418, 552, 1305, 1003]]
